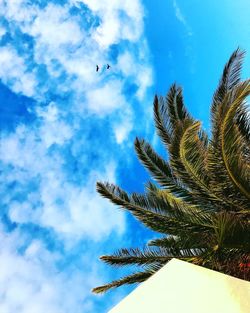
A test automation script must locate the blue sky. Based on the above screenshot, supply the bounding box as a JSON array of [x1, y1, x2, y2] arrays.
[[0, 0, 250, 312]]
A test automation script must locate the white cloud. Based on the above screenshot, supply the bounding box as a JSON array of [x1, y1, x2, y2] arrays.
[[79, 0, 144, 47], [0, 0, 153, 311], [38, 165, 125, 241], [0, 25, 6, 38], [0, 227, 94, 313], [0, 0, 146, 255], [0, 0, 152, 103], [117, 52, 135, 76], [85, 80, 127, 115], [117, 47, 153, 101], [2, 115, 125, 241], [0, 46, 36, 96], [30, 4, 83, 48], [173, 0, 192, 36], [112, 107, 133, 144], [113, 118, 132, 144], [136, 66, 153, 100], [37, 104, 73, 148], [0, 0, 37, 25]]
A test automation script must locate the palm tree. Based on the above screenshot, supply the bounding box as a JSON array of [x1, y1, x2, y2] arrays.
[[92, 49, 250, 294]]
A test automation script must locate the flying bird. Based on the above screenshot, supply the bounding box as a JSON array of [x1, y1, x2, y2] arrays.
[[96, 65, 99, 72], [107, 64, 111, 69]]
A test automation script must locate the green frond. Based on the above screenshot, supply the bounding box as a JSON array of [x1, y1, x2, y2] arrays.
[[134, 138, 192, 198], [212, 212, 250, 251], [210, 49, 245, 165], [153, 94, 211, 207], [236, 104, 250, 149], [153, 95, 171, 147], [145, 178, 192, 203], [100, 247, 173, 267], [145, 186, 214, 229], [131, 184, 215, 233], [97, 182, 215, 236], [221, 81, 250, 201], [166, 84, 192, 126], [212, 48, 245, 112], [96, 182, 190, 235], [148, 184, 189, 205], [92, 269, 155, 294], [212, 212, 235, 248], [169, 120, 228, 211], [154, 85, 193, 150], [93, 49, 250, 294], [179, 122, 210, 190], [206, 83, 250, 211], [148, 235, 180, 248], [168, 119, 194, 178], [134, 137, 175, 187], [148, 235, 209, 252], [206, 144, 245, 212]]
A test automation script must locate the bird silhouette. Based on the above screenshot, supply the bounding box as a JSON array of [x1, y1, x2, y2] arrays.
[[96, 65, 99, 72], [107, 64, 111, 69]]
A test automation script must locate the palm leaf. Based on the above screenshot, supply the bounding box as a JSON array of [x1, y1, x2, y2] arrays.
[[93, 49, 250, 293], [166, 84, 192, 127], [220, 81, 250, 201], [96, 182, 190, 235], [99, 247, 173, 267], [92, 269, 155, 294], [134, 137, 175, 187], [153, 95, 171, 146], [212, 48, 244, 113]]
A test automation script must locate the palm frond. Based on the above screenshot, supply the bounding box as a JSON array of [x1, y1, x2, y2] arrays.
[[166, 84, 192, 126], [145, 185, 214, 229], [146, 181, 192, 205], [96, 182, 189, 235], [100, 247, 173, 267], [154, 85, 193, 149], [134, 138, 192, 199], [236, 104, 250, 147], [92, 269, 155, 294], [169, 120, 229, 211], [212, 212, 250, 251], [97, 182, 214, 236], [179, 122, 210, 191], [134, 137, 174, 187], [206, 82, 250, 211], [148, 235, 210, 252], [210, 49, 245, 174], [153, 95, 171, 146], [212, 48, 245, 112], [93, 49, 250, 294], [221, 81, 250, 201]]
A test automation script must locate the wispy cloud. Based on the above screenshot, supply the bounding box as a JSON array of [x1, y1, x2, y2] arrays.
[[172, 0, 196, 74], [0, 226, 88, 313], [0, 0, 153, 312], [0, 46, 36, 97], [173, 0, 192, 36]]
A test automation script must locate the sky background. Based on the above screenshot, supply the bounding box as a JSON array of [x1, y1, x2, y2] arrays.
[[0, 0, 250, 312]]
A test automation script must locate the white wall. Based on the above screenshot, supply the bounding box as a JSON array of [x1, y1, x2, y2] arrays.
[[109, 259, 250, 313]]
